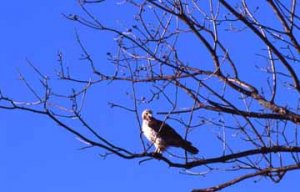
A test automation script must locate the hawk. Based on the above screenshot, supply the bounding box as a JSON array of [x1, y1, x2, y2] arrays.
[[142, 109, 198, 154]]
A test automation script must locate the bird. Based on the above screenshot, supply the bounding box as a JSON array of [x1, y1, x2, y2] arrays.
[[142, 109, 199, 154]]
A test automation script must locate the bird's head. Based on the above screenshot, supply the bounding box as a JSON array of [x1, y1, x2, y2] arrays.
[[142, 109, 153, 121]]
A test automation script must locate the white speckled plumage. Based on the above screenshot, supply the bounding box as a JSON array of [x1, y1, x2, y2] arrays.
[[141, 109, 198, 154], [142, 117, 166, 153]]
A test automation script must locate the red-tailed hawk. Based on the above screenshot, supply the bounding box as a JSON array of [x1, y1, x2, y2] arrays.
[[142, 109, 198, 154]]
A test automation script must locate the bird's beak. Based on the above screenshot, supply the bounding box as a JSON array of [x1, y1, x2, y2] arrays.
[[145, 114, 152, 121], [148, 114, 153, 120]]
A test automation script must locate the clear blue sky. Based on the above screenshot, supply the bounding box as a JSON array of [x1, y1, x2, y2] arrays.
[[0, 1, 299, 192]]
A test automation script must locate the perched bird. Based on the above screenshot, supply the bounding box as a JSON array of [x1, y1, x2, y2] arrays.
[[142, 109, 198, 154]]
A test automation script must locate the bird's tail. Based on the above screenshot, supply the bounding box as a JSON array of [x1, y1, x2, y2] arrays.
[[181, 141, 199, 154]]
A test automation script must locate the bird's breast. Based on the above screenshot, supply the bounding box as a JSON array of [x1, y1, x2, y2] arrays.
[[142, 121, 158, 142]]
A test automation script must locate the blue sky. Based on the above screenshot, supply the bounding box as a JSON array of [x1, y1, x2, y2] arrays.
[[1, 1, 299, 192]]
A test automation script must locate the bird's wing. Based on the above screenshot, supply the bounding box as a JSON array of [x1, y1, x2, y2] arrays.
[[148, 117, 199, 154], [148, 117, 184, 142]]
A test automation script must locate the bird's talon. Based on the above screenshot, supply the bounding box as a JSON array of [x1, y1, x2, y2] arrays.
[[152, 152, 162, 158]]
